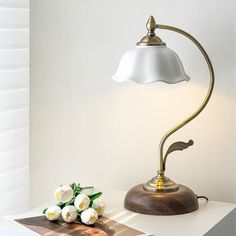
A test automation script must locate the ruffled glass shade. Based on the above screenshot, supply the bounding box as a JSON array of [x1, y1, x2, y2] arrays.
[[112, 46, 190, 84]]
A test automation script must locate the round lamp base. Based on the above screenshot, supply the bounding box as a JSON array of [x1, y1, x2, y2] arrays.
[[124, 184, 199, 215]]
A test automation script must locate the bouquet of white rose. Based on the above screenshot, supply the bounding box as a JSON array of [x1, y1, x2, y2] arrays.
[[43, 183, 105, 225]]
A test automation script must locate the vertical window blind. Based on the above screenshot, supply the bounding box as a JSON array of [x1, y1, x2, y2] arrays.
[[0, 0, 29, 216]]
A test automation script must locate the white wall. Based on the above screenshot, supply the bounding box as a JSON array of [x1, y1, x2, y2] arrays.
[[30, 0, 236, 207]]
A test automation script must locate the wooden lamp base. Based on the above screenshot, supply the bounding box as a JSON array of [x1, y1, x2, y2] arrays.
[[124, 184, 199, 215]]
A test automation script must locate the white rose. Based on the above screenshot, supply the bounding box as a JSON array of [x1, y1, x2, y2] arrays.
[[61, 205, 77, 223], [54, 185, 73, 203], [81, 208, 98, 225], [74, 193, 90, 211], [92, 198, 105, 216], [45, 206, 61, 221]]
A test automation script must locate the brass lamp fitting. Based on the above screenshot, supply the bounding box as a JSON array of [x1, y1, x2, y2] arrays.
[[137, 16, 215, 193]]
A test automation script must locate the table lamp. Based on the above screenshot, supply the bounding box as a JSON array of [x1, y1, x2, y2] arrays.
[[112, 16, 214, 215]]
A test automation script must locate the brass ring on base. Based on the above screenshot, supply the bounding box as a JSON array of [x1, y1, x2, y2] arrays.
[[143, 175, 179, 192]]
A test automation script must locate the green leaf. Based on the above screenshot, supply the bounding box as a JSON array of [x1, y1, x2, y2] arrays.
[[43, 208, 48, 214], [89, 200, 93, 208], [89, 192, 102, 201], [70, 183, 83, 195], [77, 184, 82, 192], [81, 186, 94, 190], [65, 197, 75, 206], [57, 202, 66, 208], [70, 183, 77, 192]]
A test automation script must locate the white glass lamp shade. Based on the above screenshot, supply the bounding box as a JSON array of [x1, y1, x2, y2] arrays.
[[112, 46, 190, 84]]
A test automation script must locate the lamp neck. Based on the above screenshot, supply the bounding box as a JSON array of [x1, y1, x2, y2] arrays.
[[155, 24, 215, 174]]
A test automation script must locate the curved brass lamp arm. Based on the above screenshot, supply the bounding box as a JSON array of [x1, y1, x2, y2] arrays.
[[156, 24, 215, 174]]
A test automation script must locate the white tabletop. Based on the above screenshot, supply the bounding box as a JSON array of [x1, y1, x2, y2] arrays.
[[2, 189, 236, 236]]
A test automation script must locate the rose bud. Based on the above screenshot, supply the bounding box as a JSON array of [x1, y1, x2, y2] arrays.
[[92, 198, 105, 216], [81, 208, 98, 225], [45, 206, 61, 221], [54, 185, 73, 203], [74, 193, 90, 211], [61, 205, 78, 223]]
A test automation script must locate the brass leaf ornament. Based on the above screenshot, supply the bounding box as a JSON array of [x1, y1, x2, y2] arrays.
[[163, 140, 194, 171]]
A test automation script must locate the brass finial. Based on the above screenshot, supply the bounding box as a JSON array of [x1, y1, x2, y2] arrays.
[[146, 16, 157, 35], [137, 16, 166, 46]]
